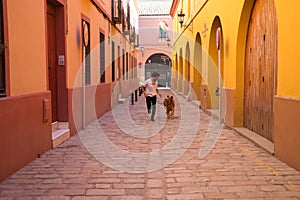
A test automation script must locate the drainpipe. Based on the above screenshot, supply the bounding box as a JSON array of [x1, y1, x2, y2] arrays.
[[82, 22, 89, 129], [82, 48, 86, 129]]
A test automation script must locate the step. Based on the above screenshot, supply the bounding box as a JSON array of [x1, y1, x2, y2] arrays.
[[51, 122, 70, 148], [58, 122, 69, 130], [233, 127, 274, 155], [118, 98, 127, 104], [52, 129, 70, 148], [192, 100, 201, 107], [52, 121, 68, 131], [52, 121, 59, 132]]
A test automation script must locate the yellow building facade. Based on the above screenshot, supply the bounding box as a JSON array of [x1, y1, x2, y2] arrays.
[[171, 0, 300, 170]]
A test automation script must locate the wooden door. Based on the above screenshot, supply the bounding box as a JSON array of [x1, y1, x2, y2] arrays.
[[47, 4, 58, 122], [244, 0, 277, 141]]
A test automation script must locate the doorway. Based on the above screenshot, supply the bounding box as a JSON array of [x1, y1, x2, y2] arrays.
[[0, 0, 5, 97], [47, 3, 58, 122], [244, 0, 278, 141], [46, 1, 68, 123]]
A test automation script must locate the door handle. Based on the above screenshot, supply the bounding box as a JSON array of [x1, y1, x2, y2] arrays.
[[48, 65, 53, 69]]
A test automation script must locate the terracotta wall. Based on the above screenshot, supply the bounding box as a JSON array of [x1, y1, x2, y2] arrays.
[[68, 83, 112, 135], [274, 96, 300, 170], [138, 16, 173, 81], [0, 91, 52, 182], [139, 16, 173, 47], [224, 88, 234, 127]]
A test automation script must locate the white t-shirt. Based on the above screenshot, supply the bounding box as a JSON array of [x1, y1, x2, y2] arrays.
[[144, 78, 158, 97]]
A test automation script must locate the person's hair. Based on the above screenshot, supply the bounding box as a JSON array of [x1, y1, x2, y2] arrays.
[[151, 72, 160, 78]]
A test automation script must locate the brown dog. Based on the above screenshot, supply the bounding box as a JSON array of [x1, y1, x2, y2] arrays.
[[163, 95, 175, 119]]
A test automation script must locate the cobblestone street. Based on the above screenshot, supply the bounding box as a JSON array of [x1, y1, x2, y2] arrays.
[[1, 90, 300, 199]]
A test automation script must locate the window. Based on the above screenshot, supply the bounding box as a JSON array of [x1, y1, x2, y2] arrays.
[[112, 0, 121, 24], [100, 32, 105, 83], [133, 57, 135, 79], [126, 52, 128, 80], [122, 8, 126, 32], [127, 4, 130, 31], [117, 45, 120, 80], [131, 55, 133, 79], [0, 0, 6, 97], [82, 20, 90, 85], [122, 49, 125, 80], [134, 57, 137, 79], [111, 41, 115, 82]]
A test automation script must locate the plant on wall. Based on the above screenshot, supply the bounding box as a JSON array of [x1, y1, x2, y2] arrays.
[[0, 43, 7, 54]]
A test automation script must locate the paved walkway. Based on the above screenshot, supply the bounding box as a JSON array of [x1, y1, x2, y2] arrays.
[[1, 89, 300, 199]]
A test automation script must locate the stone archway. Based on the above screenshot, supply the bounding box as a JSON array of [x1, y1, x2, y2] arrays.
[[193, 33, 202, 101], [207, 16, 224, 110], [145, 53, 172, 87], [183, 42, 190, 95], [178, 48, 183, 92]]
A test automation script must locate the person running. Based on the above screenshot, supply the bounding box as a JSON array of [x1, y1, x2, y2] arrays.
[[142, 72, 162, 121]]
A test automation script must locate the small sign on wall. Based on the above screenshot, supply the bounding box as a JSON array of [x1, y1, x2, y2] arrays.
[[216, 27, 221, 50], [58, 55, 65, 66], [42, 99, 50, 123]]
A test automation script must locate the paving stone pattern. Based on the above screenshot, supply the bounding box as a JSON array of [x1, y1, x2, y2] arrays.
[[1, 90, 300, 199]]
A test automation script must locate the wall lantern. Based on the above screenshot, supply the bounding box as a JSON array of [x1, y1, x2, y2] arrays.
[[177, 10, 193, 32], [177, 10, 185, 27]]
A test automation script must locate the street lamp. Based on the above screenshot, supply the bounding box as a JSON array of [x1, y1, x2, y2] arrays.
[[167, 37, 171, 47], [141, 46, 144, 57]]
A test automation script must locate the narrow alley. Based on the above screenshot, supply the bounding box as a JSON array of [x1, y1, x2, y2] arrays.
[[1, 90, 299, 199], [1, 0, 300, 199]]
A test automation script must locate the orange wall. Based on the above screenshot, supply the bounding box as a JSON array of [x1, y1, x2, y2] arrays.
[[66, 0, 136, 88], [67, 0, 89, 88], [92, 0, 111, 18], [6, 0, 47, 96]]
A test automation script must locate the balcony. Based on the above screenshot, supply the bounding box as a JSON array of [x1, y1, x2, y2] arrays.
[[112, 0, 122, 24], [123, 26, 138, 47]]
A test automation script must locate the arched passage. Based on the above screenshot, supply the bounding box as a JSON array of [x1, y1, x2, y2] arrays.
[[183, 42, 190, 95], [172, 53, 178, 90], [207, 16, 224, 109], [178, 48, 183, 92], [235, 0, 256, 127], [193, 33, 202, 100], [145, 53, 172, 87]]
